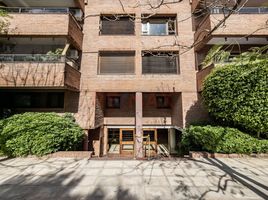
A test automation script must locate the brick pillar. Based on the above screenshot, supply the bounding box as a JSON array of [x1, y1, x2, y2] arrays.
[[83, 130, 89, 151], [135, 92, 143, 159]]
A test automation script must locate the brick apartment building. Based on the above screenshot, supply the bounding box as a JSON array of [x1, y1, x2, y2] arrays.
[[0, 0, 267, 158]]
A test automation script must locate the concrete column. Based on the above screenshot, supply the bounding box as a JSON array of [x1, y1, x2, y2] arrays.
[[168, 129, 176, 154], [135, 92, 143, 158], [83, 130, 89, 151], [103, 126, 108, 156]]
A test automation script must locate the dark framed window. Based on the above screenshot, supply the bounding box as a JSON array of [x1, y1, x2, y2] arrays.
[[143, 130, 156, 141], [100, 15, 135, 35], [156, 96, 171, 108], [142, 15, 176, 35], [1, 92, 64, 109], [99, 51, 135, 74], [106, 96, 120, 108], [142, 51, 179, 74]]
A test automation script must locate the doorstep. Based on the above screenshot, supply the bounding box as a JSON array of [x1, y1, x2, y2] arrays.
[[189, 151, 268, 159]]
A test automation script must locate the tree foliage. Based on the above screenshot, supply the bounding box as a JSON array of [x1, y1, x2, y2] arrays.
[[202, 46, 268, 137], [0, 8, 10, 34], [182, 125, 268, 154], [0, 113, 84, 157]]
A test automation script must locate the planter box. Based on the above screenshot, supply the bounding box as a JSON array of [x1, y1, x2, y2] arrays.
[[189, 151, 268, 159], [44, 151, 92, 159]]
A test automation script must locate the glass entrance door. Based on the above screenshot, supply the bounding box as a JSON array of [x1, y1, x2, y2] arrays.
[[120, 129, 135, 155]]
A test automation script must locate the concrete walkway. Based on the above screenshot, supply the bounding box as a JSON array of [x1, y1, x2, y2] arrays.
[[0, 157, 267, 200]]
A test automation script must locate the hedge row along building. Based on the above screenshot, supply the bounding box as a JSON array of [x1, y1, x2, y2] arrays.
[[0, 0, 267, 158]]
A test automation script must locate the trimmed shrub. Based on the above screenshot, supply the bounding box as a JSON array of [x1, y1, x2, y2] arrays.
[[202, 53, 268, 137], [0, 113, 84, 157], [182, 125, 268, 154]]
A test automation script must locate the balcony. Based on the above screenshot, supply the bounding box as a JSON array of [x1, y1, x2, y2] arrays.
[[1, 8, 83, 50], [0, 0, 84, 10], [0, 54, 80, 90], [194, 8, 268, 51], [196, 65, 214, 92], [191, 0, 268, 12]]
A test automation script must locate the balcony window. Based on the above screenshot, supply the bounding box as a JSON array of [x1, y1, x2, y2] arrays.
[[1, 92, 64, 109], [142, 52, 179, 74], [99, 51, 135, 74], [142, 15, 176, 35], [106, 96, 120, 109], [100, 15, 135, 35]]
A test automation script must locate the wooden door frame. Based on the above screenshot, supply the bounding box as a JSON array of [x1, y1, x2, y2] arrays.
[[143, 128, 158, 155], [119, 128, 135, 155]]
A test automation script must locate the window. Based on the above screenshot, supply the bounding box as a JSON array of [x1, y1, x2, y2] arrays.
[[1, 92, 64, 109], [99, 51, 135, 74], [156, 96, 171, 108], [106, 96, 120, 108], [143, 130, 156, 141], [142, 15, 176, 35], [142, 52, 179, 74], [100, 15, 135, 35]]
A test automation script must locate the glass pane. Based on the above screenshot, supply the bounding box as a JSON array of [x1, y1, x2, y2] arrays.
[[14, 95, 31, 107], [122, 130, 134, 141], [149, 23, 167, 35], [143, 130, 155, 141]]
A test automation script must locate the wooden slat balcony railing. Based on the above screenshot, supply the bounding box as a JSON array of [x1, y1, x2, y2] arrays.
[[0, 54, 80, 90]]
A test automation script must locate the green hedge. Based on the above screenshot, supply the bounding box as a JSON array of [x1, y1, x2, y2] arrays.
[[182, 125, 268, 154], [202, 54, 268, 137], [0, 113, 84, 157]]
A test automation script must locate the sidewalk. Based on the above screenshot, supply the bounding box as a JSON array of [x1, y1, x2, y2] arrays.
[[0, 157, 267, 200]]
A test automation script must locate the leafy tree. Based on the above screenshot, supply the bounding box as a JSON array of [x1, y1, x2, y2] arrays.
[[202, 46, 268, 137], [0, 8, 10, 34], [0, 113, 84, 157]]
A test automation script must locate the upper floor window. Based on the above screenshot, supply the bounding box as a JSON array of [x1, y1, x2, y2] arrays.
[[100, 15, 135, 35], [99, 51, 135, 74], [142, 15, 176, 36], [106, 96, 120, 108], [142, 51, 179, 74], [156, 96, 171, 108]]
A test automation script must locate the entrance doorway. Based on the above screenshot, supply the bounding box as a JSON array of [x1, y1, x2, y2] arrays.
[[107, 128, 177, 157], [120, 129, 135, 155]]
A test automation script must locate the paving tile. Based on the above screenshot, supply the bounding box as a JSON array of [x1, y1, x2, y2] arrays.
[[122, 168, 143, 176], [120, 176, 144, 186], [100, 168, 122, 176], [95, 176, 121, 187], [143, 176, 170, 186], [143, 168, 165, 176], [144, 186, 173, 200]]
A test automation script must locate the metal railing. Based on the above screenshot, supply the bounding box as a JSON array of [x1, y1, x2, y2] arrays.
[[0, 54, 79, 70], [211, 7, 268, 14], [1, 7, 69, 14]]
